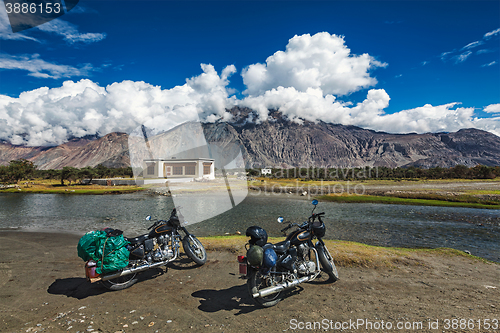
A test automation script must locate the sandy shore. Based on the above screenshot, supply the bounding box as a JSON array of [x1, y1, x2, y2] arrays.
[[0, 231, 499, 333]]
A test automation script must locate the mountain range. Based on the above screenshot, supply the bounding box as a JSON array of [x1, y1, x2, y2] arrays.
[[1, 108, 500, 169]]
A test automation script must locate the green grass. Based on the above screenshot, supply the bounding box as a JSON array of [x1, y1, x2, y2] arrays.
[[1, 185, 144, 195], [468, 190, 500, 195], [317, 194, 500, 209], [198, 235, 495, 268]]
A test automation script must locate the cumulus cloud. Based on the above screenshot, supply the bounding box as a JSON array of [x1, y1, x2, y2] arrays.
[[0, 64, 236, 146], [1, 32, 499, 146], [241, 32, 387, 97], [239, 87, 499, 136], [484, 104, 500, 114], [0, 53, 93, 79]]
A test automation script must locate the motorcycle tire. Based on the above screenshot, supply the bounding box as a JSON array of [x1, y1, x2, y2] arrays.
[[247, 270, 282, 308], [182, 235, 207, 265], [316, 244, 339, 282], [101, 272, 138, 291]]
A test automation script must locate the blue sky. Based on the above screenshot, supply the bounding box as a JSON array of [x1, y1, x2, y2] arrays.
[[0, 0, 499, 146]]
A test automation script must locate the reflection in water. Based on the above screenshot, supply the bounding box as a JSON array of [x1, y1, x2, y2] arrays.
[[0, 192, 498, 262]]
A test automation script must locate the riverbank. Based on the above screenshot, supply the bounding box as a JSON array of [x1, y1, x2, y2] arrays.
[[199, 235, 494, 266], [250, 178, 500, 209], [0, 231, 498, 333], [0, 179, 144, 195], [2, 178, 500, 210]]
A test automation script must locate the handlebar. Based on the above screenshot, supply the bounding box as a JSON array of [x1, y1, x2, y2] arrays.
[[280, 222, 295, 233], [280, 219, 314, 234], [308, 212, 325, 222]]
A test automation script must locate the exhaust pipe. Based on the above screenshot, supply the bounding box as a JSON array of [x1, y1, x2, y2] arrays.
[[100, 254, 177, 281], [252, 275, 314, 298], [253, 247, 321, 298]]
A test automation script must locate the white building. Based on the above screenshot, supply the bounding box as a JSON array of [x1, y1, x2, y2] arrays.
[[142, 158, 215, 183], [261, 168, 272, 175]]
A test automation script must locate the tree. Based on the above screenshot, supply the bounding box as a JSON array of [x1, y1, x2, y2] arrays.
[[60, 167, 79, 185], [451, 165, 469, 179], [94, 164, 109, 178], [78, 167, 96, 184], [472, 165, 495, 179], [8, 159, 36, 183], [0, 165, 9, 184]]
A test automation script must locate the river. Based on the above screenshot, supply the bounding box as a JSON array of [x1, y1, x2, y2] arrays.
[[0, 192, 499, 262]]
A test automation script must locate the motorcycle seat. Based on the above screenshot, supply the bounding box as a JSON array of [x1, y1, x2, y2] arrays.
[[126, 234, 149, 245], [272, 240, 290, 254]]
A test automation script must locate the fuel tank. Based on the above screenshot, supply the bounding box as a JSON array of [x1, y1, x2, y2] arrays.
[[285, 229, 311, 246], [148, 223, 173, 238]]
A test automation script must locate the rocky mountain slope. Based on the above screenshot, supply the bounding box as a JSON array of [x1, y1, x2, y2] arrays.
[[203, 109, 500, 168], [1, 109, 499, 169], [0, 133, 130, 169]]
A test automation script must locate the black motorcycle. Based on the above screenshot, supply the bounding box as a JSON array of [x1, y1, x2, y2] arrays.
[[237, 199, 338, 307], [83, 207, 207, 290]]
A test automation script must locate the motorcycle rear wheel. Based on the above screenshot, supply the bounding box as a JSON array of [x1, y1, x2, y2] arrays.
[[247, 270, 283, 307], [182, 235, 207, 265], [101, 273, 138, 291], [317, 244, 339, 282]]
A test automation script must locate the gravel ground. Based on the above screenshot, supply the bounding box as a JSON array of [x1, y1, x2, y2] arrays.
[[0, 231, 499, 333]]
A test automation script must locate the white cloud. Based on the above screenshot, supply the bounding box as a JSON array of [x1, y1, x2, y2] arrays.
[[1, 33, 499, 147], [440, 28, 499, 65], [36, 19, 106, 44], [0, 53, 93, 79], [481, 61, 497, 67], [241, 32, 387, 97], [0, 9, 105, 44], [484, 104, 500, 114], [477, 49, 494, 55], [452, 51, 472, 64], [440, 51, 454, 61], [0, 8, 39, 42], [0, 64, 236, 146], [484, 28, 500, 39], [462, 40, 484, 50], [239, 86, 499, 136]]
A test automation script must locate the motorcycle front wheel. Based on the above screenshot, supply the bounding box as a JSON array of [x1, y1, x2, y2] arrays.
[[316, 244, 339, 282], [101, 272, 138, 291], [182, 235, 207, 265], [247, 270, 283, 307]]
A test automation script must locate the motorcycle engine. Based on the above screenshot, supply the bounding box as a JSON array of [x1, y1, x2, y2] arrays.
[[152, 236, 174, 261], [296, 243, 315, 275], [297, 260, 316, 275], [297, 243, 309, 259], [157, 234, 170, 245]]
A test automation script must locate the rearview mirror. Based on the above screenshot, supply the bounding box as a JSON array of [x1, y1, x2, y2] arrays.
[[277, 216, 284, 223], [312, 199, 318, 205], [146, 215, 151, 221]]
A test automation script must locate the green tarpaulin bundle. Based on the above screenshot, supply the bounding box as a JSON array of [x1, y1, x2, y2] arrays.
[[77, 230, 130, 274]]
